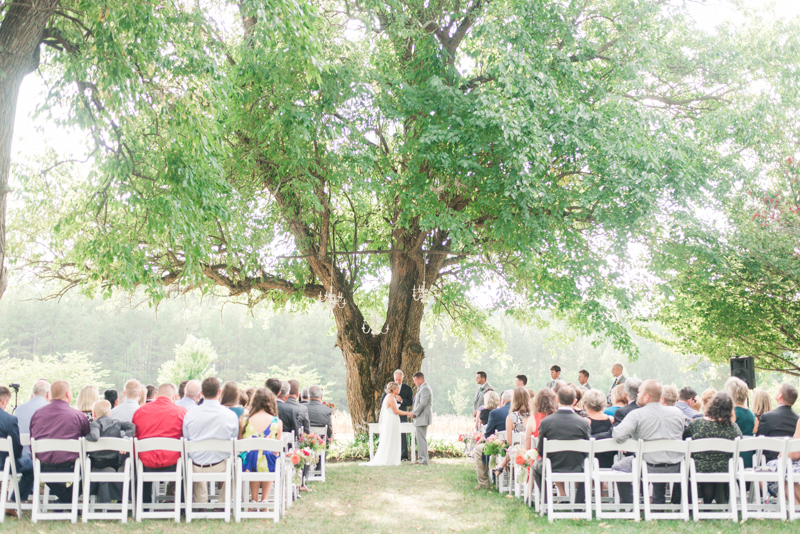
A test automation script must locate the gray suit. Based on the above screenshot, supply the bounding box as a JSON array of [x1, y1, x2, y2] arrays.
[[472, 383, 493, 413], [412, 382, 433, 465]]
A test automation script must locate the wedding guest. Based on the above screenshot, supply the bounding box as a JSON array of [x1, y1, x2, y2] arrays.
[[472, 371, 494, 418], [699, 388, 717, 413], [515, 375, 528, 388], [524, 388, 557, 450], [545, 365, 562, 389], [183, 377, 239, 504], [485, 390, 512, 438], [611, 377, 642, 427], [138, 387, 147, 406], [475, 391, 500, 433], [495, 388, 531, 471], [612, 380, 684, 505], [676, 387, 701, 423], [287, 379, 311, 432], [533, 386, 590, 503], [577, 369, 592, 390], [606, 363, 626, 404], [0, 387, 32, 516], [756, 383, 799, 461], [176, 379, 202, 411], [752, 389, 772, 429], [104, 389, 119, 408], [767, 418, 800, 505], [86, 399, 135, 503], [29, 380, 90, 504], [244, 387, 256, 408], [145, 385, 157, 403], [552, 379, 567, 393], [221, 381, 245, 417], [178, 381, 188, 399], [306, 385, 333, 442], [76, 385, 100, 422], [683, 392, 741, 504], [526, 389, 536, 399], [132, 383, 186, 503], [239, 388, 282, 504], [568, 384, 587, 416], [14, 379, 50, 459], [110, 379, 142, 423], [604, 384, 626, 416], [725, 377, 755, 468], [300, 387, 309, 403], [661, 385, 678, 407], [265, 378, 281, 396], [584, 389, 614, 468]]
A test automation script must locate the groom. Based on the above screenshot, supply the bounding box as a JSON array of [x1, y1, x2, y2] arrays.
[[409, 372, 432, 465]]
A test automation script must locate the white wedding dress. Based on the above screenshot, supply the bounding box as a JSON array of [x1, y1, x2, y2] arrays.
[[360, 394, 402, 466]]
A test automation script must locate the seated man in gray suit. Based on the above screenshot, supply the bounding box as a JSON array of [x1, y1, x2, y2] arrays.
[[305, 385, 333, 443]]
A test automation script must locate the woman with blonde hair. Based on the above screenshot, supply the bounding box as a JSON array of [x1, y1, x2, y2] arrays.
[[604, 384, 626, 416], [699, 388, 717, 413], [76, 385, 100, 422], [361, 382, 412, 466], [475, 390, 501, 432], [725, 377, 755, 467], [495, 388, 531, 472], [752, 389, 773, 433]]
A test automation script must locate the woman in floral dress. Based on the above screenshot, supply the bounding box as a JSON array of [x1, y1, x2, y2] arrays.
[[239, 388, 283, 504]]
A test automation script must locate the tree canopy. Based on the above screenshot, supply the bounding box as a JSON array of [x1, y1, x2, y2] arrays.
[[9, 0, 800, 426]]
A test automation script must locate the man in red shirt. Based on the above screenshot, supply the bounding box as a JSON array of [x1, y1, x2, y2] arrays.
[[132, 383, 186, 503]]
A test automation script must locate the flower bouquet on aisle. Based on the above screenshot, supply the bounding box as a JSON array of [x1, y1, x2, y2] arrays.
[[457, 431, 480, 456], [511, 446, 538, 482], [289, 448, 317, 485], [299, 432, 326, 455], [323, 401, 336, 410], [482, 433, 507, 469]]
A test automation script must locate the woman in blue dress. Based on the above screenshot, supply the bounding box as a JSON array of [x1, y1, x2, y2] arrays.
[[238, 388, 283, 504]]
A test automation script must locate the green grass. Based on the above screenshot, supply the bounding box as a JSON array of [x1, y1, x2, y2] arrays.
[[2, 459, 799, 533]]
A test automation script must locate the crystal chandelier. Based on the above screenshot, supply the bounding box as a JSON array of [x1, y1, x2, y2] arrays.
[[412, 258, 432, 302], [319, 266, 346, 310], [362, 313, 389, 335]]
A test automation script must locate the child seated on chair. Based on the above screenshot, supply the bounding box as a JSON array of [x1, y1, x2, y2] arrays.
[[86, 399, 136, 503]]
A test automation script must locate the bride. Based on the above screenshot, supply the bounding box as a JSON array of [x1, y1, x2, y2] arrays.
[[360, 381, 413, 466]]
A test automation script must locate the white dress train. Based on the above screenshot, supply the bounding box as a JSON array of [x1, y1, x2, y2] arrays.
[[360, 395, 402, 466]]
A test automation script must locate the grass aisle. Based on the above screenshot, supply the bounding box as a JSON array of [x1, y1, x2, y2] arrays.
[[3, 459, 799, 533]]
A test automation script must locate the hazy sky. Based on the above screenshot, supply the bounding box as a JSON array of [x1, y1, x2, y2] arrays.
[[10, 0, 800, 171]]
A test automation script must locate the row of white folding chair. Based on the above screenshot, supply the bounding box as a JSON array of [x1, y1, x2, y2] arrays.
[[0, 436, 23, 522], [12, 436, 289, 524], [307, 426, 327, 483], [529, 436, 796, 522]]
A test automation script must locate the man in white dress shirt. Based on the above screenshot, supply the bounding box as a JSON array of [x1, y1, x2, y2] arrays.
[[109, 379, 142, 424], [182, 377, 239, 503], [175, 380, 202, 411]]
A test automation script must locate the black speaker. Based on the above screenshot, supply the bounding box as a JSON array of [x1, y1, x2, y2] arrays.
[[730, 356, 756, 389]]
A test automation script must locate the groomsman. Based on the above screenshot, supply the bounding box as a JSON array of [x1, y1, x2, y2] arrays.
[[472, 371, 494, 418], [380, 370, 414, 461], [607, 363, 627, 404]]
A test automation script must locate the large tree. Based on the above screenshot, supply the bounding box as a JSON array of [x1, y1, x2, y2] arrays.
[[12, 0, 798, 429]]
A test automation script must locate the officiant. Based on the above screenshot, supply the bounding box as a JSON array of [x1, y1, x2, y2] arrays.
[[380, 369, 414, 461]]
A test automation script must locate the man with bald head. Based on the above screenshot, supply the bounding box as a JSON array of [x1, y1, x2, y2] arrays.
[[29, 380, 90, 504], [176, 379, 202, 411], [612, 379, 685, 506], [110, 379, 143, 423], [132, 383, 187, 503]]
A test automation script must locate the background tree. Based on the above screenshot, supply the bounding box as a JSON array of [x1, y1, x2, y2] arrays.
[[640, 158, 800, 376], [157, 334, 219, 385], [11, 0, 800, 430]]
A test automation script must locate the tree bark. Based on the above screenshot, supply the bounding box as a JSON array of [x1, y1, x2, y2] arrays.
[[0, 0, 60, 300]]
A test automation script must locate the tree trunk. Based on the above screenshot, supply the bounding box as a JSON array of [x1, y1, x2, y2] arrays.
[[327, 230, 450, 434], [0, 0, 60, 300]]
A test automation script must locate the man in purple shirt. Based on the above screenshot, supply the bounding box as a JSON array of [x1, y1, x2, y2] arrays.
[[29, 380, 89, 503]]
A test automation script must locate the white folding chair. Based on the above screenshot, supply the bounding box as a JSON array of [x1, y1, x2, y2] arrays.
[[31, 438, 82, 524], [542, 438, 593, 521], [738, 436, 788, 520], [508, 432, 524, 497], [640, 439, 689, 521], [0, 436, 22, 522], [786, 439, 800, 521], [81, 437, 135, 522], [184, 438, 234, 523], [133, 437, 184, 523], [307, 426, 327, 483], [234, 438, 282, 523], [592, 438, 641, 521], [686, 437, 739, 521], [282, 431, 295, 511]]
